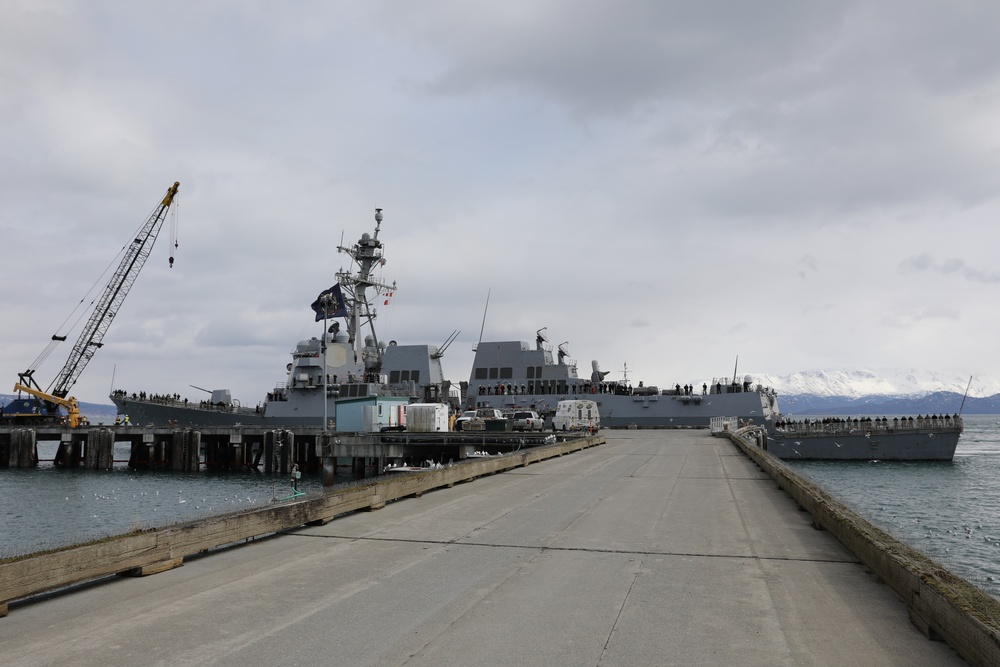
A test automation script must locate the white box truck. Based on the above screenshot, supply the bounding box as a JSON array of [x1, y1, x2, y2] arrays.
[[552, 399, 600, 432]]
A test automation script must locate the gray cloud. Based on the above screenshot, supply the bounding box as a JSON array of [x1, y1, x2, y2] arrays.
[[899, 255, 1000, 283], [4, 1, 1000, 405]]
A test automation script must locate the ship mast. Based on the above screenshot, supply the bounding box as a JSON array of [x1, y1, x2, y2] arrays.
[[336, 208, 396, 376]]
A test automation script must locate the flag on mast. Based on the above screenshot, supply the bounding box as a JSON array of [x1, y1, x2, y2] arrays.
[[311, 284, 347, 321]]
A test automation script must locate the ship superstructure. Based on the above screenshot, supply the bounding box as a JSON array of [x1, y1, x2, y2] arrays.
[[111, 210, 456, 427], [465, 328, 779, 428]]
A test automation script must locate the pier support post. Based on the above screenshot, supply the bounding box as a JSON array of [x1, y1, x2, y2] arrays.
[[129, 439, 150, 468], [188, 430, 202, 470], [317, 433, 337, 486], [171, 431, 185, 471], [85, 429, 115, 469], [263, 431, 275, 474], [170, 431, 200, 471], [283, 431, 295, 474], [10, 429, 38, 468]]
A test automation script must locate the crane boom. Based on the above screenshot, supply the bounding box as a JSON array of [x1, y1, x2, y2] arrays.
[[48, 181, 180, 398], [9, 181, 180, 428]]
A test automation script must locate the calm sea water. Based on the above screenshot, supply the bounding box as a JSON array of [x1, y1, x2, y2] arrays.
[[0, 440, 329, 558], [4, 419, 1000, 602], [787, 414, 1000, 599]]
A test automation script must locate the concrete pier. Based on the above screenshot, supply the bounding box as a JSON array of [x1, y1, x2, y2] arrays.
[[0, 429, 979, 665]]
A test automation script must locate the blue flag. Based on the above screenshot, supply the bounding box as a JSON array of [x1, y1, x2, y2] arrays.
[[311, 284, 347, 321]]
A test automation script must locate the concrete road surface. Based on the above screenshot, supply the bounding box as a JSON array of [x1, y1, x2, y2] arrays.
[[0, 430, 965, 666]]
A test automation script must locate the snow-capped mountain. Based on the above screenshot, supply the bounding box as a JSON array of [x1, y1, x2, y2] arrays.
[[745, 369, 1000, 416], [751, 369, 999, 399]]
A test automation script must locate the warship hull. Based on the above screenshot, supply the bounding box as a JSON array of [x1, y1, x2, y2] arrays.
[[765, 422, 962, 461], [109, 395, 312, 428]]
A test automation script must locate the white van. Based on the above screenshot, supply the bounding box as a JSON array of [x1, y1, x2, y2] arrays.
[[552, 399, 600, 432]]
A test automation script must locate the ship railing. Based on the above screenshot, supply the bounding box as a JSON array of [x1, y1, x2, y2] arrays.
[[710, 416, 740, 434], [773, 416, 964, 437]]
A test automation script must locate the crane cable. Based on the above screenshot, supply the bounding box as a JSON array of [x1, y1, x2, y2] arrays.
[[169, 197, 179, 267]]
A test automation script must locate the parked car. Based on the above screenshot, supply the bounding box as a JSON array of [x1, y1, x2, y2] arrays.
[[512, 410, 543, 431]]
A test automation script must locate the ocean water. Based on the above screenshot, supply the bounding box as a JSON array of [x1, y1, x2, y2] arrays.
[[3, 420, 1000, 603], [787, 414, 1000, 599], [0, 440, 330, 559]]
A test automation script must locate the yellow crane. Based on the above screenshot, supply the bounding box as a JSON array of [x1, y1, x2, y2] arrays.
[[6, 182, 180, 427]]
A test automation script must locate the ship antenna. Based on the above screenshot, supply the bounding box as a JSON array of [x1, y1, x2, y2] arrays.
[[958, 375, 973, 415], [475, 287, 491, 350], [732, 355, 739, 385]]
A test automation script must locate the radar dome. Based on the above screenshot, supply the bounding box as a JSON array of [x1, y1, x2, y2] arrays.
[[743, 374, 754, 383]]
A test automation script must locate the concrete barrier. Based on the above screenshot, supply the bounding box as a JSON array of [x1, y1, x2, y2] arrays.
[[0, 434, 603, 617], [727, 429, 1000, 667]]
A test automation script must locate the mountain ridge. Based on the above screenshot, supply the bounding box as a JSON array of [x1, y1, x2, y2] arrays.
[[750, 368, 994, 399]]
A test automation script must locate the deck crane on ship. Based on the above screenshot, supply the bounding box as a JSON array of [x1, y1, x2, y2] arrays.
[[7, 181, 181, 427]]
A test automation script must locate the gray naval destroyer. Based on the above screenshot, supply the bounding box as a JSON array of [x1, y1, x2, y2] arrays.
[[464, 328, 963, 459], [464, 328, 780, 429], [761, 414, 963, 461], [110, 209, 457, 427]]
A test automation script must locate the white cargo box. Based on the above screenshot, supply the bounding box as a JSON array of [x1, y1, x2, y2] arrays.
[[404, 403, 450, 432]]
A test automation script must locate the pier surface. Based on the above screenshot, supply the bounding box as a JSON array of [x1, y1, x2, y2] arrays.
[[0, 430, 965, 666]]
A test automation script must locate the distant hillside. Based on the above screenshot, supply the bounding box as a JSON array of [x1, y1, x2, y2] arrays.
[[776, 391, 999, 416]]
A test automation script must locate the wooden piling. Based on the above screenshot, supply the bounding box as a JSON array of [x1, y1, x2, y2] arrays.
[[84, 429, 114, 469], [11, 429, 37, 468]]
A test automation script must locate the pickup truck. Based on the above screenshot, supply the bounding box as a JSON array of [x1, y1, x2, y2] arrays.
[[512, 410, 543, 431]]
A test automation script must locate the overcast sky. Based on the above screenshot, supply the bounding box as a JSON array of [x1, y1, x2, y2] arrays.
[[3, 1, 1000, 406]]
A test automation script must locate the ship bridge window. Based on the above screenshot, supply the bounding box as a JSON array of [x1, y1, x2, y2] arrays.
[[346, 384, 369, 398], [499, 367, 513, 379], [527, 367, 535, 379], [389, 370, 421, 383], [489, 368, 499, 379], [475, 368, 489, 380]]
